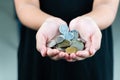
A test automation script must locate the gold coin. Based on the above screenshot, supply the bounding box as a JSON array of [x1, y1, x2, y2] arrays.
[[65, 46, 78, 54], [57, 40, 70, 48]]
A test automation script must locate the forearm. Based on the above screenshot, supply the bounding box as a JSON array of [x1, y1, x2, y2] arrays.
[[15, 2, 53, 30], [82, 1, 119, 30]]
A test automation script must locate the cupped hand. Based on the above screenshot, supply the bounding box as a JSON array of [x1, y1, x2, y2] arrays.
[[36, 17, 69, 60], [68, 17, 102, 62]]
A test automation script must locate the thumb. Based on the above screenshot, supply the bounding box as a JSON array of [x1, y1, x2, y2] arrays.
[[69, 18, 78, 30], [90, 32, 102, 55], [36, 33, 47, 57]]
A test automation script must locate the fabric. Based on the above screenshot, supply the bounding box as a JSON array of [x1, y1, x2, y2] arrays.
[[18, 0, 113, 80]]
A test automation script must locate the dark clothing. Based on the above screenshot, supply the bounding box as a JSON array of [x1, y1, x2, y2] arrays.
[[18, 0, 113, 80]]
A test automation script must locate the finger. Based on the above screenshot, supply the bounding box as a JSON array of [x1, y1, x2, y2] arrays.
[[66, 59, 76, 62], [90, 32, 102, 55], [58, 52, 66, 58], [70, 53, 76, 59], [84, 39, 91, 51], [47, 48, 59, 57], [76, 50, 90, 58], [66, 55, 85, 62], [51, 52, 68, 60], [51, 55, 60, 61], [66, 54, 77, 62], [64, 52, 70, 60], [69, 53, 85, 61], [36, 33, 47, 57], [40, 45, 47, 57], [69, 19, 77, 30]]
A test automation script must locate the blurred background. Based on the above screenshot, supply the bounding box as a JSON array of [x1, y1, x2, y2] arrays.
[[0, 0, 120, 80]]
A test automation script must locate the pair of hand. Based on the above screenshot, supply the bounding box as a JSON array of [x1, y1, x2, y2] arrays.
[[36, 17, 102, 62]]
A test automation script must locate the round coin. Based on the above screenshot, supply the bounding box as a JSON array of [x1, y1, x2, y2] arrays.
[[56, 47, 65, 52], [59, 25, 69, 34], [47, 40, 56, 48], [64, 32, 74, 41], [70, 30, 79, 40], [55, 35, 65, 44], [71, 40, 84, 50], [56, 40, 70, 48], [65, 46, 78, 54], [77, 38, 86, 43]]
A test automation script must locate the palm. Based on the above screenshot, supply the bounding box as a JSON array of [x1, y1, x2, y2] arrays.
[[36, 17, 68, 60], [68, 17, 102, 61]]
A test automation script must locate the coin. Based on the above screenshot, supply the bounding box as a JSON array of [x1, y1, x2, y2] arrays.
[[56, 47, 65, 52], [56, 40, 70, 48], [70, 30, 79, 40], [64, 32, 74, 41], [55, 35, 65, 44], [77, 38, 86, 43], [59, 25, 69, 34], [71, 40, 84, 50], [47, 40, 56, 48], [47, 24, 85, 53], [65, 46, 78, 54]]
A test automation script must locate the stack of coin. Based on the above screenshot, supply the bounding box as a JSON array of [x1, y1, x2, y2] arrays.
[[47, 25, 85, 54]]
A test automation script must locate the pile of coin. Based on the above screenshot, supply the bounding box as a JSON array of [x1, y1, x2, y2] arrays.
[[47, 25, 85, 54]]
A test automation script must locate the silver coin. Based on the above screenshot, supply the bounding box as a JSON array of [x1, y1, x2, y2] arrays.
[[77, 38, 86, 43], [70, 30, 79, 40], [55, 35, 65, 44], [59, 25, 69, 34], [47, 40, 56, 48], [56, 47, 65, 52], [64, 32, 74, 41], [71, 40, 84, 50]]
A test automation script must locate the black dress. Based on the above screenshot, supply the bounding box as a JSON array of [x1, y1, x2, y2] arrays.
[[18, 0, 113, 80]]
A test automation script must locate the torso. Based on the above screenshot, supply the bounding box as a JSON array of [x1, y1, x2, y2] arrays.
[[18, 1, 113, 80], [40, 0, 93, 23]]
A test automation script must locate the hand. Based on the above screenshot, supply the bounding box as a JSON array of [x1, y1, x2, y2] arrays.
[[68, 17, 102, 62], [36, 17, 69, 60]]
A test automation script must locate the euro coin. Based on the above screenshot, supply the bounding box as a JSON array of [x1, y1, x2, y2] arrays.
[[47, 40, 56, 48], [56, 40, 70, 48], [71, 40, 84, 50], [65, 46, 78, 54], [64, 32, 74, 41], [59, 25, 69, 35], [55, 35, 65, 44], [70, 30, 79, 40]]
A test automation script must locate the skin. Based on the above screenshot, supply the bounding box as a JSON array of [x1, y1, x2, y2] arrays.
[[14, 0, 119, 62]]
